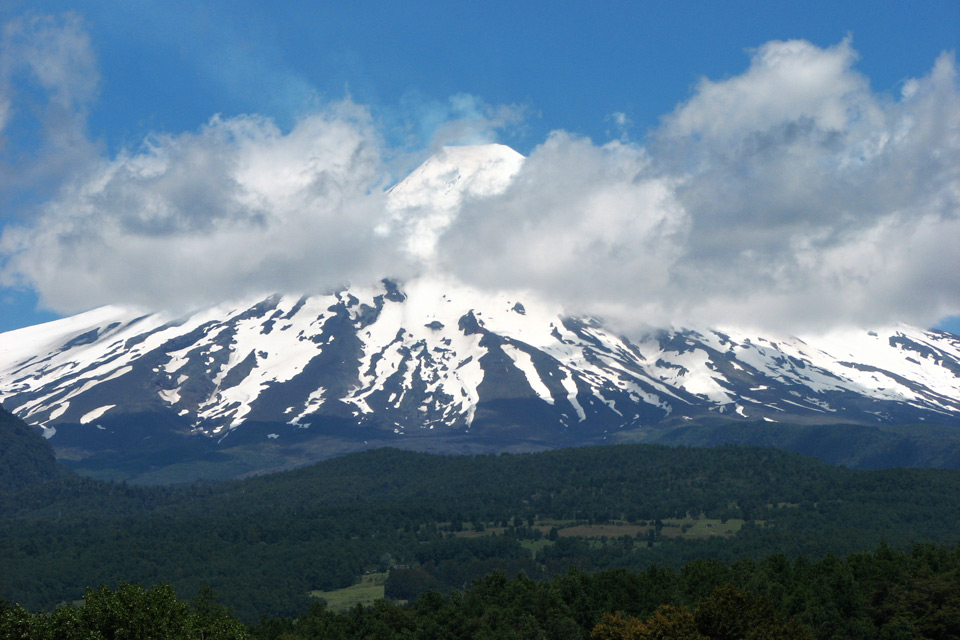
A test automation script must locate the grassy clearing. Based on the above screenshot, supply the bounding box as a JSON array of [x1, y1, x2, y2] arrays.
[[309, 516, 746, 610], [658, 517, 744, 538], [682, 518, 744, 538], [310, 572, 387, 612], [520, 539, 554, 555], [446, 516, 744, 543], [556, 523, 647, 538]]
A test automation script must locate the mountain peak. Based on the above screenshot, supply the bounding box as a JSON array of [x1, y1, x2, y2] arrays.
[[388, 144, 524, 211], [385, 144, 524, 261]]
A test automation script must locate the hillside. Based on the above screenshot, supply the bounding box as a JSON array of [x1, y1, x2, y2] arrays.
[[0, 404, 60, 490]]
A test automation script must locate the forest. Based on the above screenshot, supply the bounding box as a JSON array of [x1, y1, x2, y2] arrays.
[[1, 542, 958, 639], [2, 422, 960, 626]]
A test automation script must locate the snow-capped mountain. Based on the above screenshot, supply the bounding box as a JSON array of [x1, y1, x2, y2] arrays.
[[1, 144, 959, 479], [1, 275, 958, 474]]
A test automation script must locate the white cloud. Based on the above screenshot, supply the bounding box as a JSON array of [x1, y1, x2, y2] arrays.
[[436, 41, 960, 332], [655, 43, 960, 331], [1, 30, 958, 334], [661, 39, 879, 146], [1, 104, 398, 312], [436, 133, 689, 324]]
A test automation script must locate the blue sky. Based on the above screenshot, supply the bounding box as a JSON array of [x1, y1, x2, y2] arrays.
[[1, 1, 958, 335]]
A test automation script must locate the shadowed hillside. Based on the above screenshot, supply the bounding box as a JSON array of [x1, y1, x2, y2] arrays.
[[0, 405, 60, 490]]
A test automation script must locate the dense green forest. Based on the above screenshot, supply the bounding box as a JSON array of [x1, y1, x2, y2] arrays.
[[2, 543, 958, 639], [0, 407, 60, 490], [2, 432, 960, 623]]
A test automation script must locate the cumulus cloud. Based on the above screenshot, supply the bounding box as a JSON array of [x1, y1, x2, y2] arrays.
[[436, 40, 960, 332], [1, 27, 958, 334], [1, 103, 396, 312], [436, 134, 689, 323], [661, 38, 875, 146], [658, 41, 960, 330]]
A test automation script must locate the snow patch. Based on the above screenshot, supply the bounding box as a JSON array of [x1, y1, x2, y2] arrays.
[[80, 405, 115, 425], [501, 344, 554, 405]]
